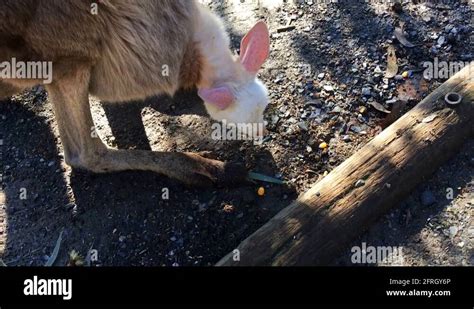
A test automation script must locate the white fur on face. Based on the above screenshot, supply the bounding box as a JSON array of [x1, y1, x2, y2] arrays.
[[204, 78, 269, 138]]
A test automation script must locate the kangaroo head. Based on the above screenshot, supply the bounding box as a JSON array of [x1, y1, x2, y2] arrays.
[[198, 21, 270, 138]]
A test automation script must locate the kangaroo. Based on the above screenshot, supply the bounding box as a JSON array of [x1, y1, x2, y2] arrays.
[[0, 0, 270, 186]]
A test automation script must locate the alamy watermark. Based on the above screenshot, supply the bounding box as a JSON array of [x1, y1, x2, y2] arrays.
[[422, 58, 472, 80], [211, 119, 265, 145], [351, 242, 404, 265], [0, 57, 53, 84]]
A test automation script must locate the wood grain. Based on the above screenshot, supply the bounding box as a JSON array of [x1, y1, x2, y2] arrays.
[[217, 62, 474, 266]]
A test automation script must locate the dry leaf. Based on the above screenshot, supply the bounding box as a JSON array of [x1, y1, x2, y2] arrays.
[[45, 230, 63, 266], [394, 28, 415, 48], [368, 101, 391, 114], [385, 45, 398, 78]]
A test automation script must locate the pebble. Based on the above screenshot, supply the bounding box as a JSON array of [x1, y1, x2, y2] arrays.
[[355, 179, 365, 188], [223, 204, 234, 213], [350, 125, 362, 133], [449, 226, 458, 238], [421, 190, 436, 206], [445, 24, 454, 33], [437, 35, 446, 46], [361, 87, 371, 96], [342, 135, 351, 142], [297, 121, 309, 131], [323, 85, 334, 92], [198, 203, 208, 212]]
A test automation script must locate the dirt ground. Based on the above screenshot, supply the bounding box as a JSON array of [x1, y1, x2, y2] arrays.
[[0, 0, 472, 266]]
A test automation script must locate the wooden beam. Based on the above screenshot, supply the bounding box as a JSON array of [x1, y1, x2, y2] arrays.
[[217, 62, 474, 266]]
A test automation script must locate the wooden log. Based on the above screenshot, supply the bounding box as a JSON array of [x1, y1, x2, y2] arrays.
[[217, 62, 474, 266]]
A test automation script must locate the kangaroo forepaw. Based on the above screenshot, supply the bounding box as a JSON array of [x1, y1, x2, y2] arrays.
[[181, 153, 247, 187]]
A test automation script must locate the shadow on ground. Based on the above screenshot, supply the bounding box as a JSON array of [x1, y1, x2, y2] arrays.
[[1, 88, 295, 266]]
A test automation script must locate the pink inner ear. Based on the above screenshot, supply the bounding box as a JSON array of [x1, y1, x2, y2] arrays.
[[198, 86, 234, 110], [240, 21, 270, 74]]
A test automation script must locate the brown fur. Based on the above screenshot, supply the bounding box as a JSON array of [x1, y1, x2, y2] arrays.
[[179, 41, 203, 90], [0, 0, 245, 186]]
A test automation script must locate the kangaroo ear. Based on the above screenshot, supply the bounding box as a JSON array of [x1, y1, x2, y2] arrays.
[[198, 86, 234, 110], [240, 21, 270, 74]]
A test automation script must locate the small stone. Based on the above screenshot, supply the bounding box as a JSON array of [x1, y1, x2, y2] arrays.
[[198, 203, 208, 212], [71, 204, 79, 217], [297, 121, 308, 131], [350, 125, 362, 133], [361, 87, 371, 96], [357, 114, 366, 123], [342, 135, 351, 142], [355, 179, 365, 188], [437, 35, 445, 46], [65, 202, 76, 210], [323, 85, 334, 92], [421, 190, 436, 206], [449, 226, 458, 238], [271, 115, 280, 125], [317, 72, 325, 80], [223, 204, 234, 213], [306, 145, 313, 153], [319, 142, 328, 149]]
